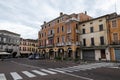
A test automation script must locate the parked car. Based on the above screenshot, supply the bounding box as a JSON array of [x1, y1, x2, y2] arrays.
[[35, 54, 40, 60], [28, 54, 34, 59]]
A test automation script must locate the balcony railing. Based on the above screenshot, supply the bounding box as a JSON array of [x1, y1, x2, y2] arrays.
[[76, 30, 80, 34], [48, 34, 54, 38], [39, 45, 46, 48], [67, 30, 71, 34], [90, 44, 95, 46], [66, 42, 72, 46], [46, 44, 54, 47], [56, 43, 65, 47], [111, 41, 120, 45], [76, 42, 80, 46]]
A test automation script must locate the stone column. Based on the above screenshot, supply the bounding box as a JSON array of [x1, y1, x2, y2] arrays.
[[72, 51, 76, 59], [80, 50, 83, 60]]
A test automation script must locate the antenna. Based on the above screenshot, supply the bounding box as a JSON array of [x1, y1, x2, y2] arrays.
[[115, 0, 117, 13]]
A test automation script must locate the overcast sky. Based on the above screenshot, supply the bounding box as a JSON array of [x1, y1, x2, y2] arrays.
[[0, 0, 119, 39]]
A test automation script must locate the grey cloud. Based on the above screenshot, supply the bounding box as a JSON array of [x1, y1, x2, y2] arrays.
[[0, 0, 119, 39]]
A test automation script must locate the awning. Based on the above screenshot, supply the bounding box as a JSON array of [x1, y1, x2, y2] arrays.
[[0, 52, 11, 55]]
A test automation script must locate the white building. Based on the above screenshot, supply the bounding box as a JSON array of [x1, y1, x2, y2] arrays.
[[0, 30, 20, 58]]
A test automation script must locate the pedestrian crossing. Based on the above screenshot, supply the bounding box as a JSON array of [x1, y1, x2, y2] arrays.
[[32, 70, 48, 76], [22, 71, 36, 78], [0, 63, 117, 80], [0, 74, 6, 80], [10, 72, 23, 80], [53, 63, 116, 73], [0, 69, 64, 80]]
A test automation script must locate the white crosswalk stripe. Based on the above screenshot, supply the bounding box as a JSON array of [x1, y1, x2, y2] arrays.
[[10, 72, 23, 80], [22, 71, 36, 78], [48, 68, 65, 73], [56, 68, 73, 72], [32, 70, 48, 76], [0, 74, 7, 80], [0, 69, 60, 80], [41, 69, 57, 74]]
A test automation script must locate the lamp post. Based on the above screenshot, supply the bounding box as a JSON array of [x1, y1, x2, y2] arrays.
[[54, 47, 57, 58]]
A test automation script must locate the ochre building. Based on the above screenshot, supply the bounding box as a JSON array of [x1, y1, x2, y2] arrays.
[[108, 14, 120, 61], [19, 38, 40, 57], [38, 12, 92, 59]]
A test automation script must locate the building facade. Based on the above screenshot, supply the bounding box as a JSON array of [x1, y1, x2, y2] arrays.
[[108, 15, 120, 61], [79, 15, 110, 61], [19, 38, 40, 57], [79, 13, 118, 61], [0, 30, 20, 57], [39, 12, 120, 61], [38, 12, 92, 59]]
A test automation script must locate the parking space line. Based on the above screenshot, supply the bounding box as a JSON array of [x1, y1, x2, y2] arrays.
[[22, 71, 36, 78], [41, 69, 57, 74], [0, 73, 7, 80], [10, 72, 23, 80], [32, 70, 48, 76]]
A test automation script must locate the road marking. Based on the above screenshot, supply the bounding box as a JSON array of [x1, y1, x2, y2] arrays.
[[62, 67, 82, 71], [56, 68, 73, 72], [22, 71, 36, 78], [64, 73, 93, 80], [0, 74, 7, 80], [109, 67, 120, 69], [49, 68, 93, 80], [41, 69, 57, 74], [11, 61, 42, 69], [10, 72, 23, 80], [48, 68, 65, 73], [32, 70, 47, 76]]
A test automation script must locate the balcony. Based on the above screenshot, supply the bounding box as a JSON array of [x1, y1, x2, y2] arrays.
[[39, 45, 46, 48], [76, 30, 80, 34], [46, 44, 54, 48], [90, 44, 95, 46], [76, 42, 80, 46], [81, 44, 107, 50], [110, 41, 120, 47], [111, 41, 120, 45], [56, 43, 65, 47], [66, 42, 72, 46], [48, 34, 54, 38], [67, 30, 71, 34]]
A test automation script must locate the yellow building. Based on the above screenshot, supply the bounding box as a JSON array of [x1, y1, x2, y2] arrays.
[[19, 38, 39, 57], [39, 12, 119, 61], [108, 15, 120, 61], [38, 12, 92, 59]]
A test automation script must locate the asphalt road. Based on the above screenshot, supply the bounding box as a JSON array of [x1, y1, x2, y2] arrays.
[[0, 58, 120, 80]]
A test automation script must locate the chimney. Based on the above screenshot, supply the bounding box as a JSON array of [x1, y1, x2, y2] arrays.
[[85, 11, 87, 15], [44, 21, 46, 24], [60, 12, 63, 16]]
